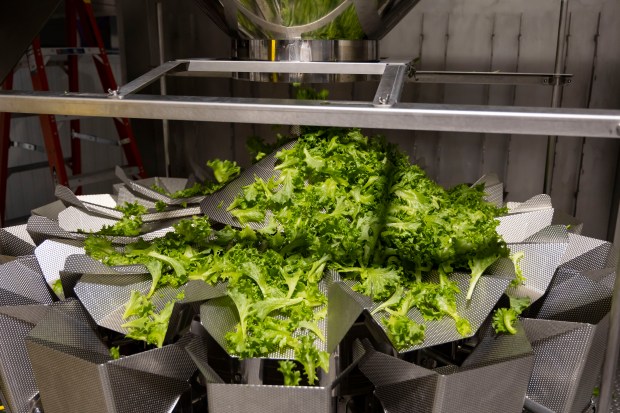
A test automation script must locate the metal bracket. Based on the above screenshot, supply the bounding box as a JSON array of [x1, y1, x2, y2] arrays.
[[373, 64, 408, 107], [112, 60, 188, 99]]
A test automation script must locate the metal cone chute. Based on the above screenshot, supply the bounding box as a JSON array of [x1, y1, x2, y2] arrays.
[[196, 0, 421, 41], [194, 1, 424, 81]]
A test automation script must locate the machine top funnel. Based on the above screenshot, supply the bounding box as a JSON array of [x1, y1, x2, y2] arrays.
[[194, 0, 422, 69], [195, 0, 421, 40]]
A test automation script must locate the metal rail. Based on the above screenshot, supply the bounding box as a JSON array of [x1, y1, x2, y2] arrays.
[[0, 91, 619, 139]]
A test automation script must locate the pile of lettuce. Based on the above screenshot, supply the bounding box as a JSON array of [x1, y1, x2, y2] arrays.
[[84, 127, 515, 385]]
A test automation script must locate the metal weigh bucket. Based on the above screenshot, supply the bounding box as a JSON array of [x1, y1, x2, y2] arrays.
[[194, 0, 422, 81]]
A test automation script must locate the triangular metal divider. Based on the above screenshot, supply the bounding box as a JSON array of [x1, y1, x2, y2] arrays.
[[330, 272, 510, 354], [534, 266, 614, 324], [64, 254, 134, 275], [521, 317, 590, 344], [496, 209, 554, 244], [0, 304, 50, 413], [55, 185, 124, 220], [116, 166, 203, 205], [58, 206, 117, 232], [14, 255, 42, 275], [74, 273, 150, 334], [460, 320, 533, 369], [31, 200, 66, 220], [75, 273, 220, 342], [551, 210, 584, 235], [185, 334, 225, 384], [109, 333, 197, 381], [35, 239, 84, 299], [27, 306, 110, 363], [26, 215, 85, 244], [201, 141, 296, 228], [116, 185, 157, 208], [523, 224, 568, 244], [0, 225, 35, 256], [505, 226, 569, 303], [0, 260, 52, 305], [472, 174, 503, 208], [102, 363, 191, 413], [507, 194, 553, 214], [327, 282, 368, 353], [199, 295, 244, 357], [560, 239, 612, 274]]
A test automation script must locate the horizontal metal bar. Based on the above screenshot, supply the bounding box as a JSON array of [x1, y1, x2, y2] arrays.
[[72, 132, 119, 146], [7, 158, 71, 175], [410, 71, 573, 86], [41, 47, 118, 56], [115, 60, 188, 97], [0, 90, 619, 139], [167, 60, 572, 86], [67, 166, 140, 188], [182, 59, 400, 75]]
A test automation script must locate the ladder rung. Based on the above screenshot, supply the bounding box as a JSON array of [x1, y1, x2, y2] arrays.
[[72, 132, 120, 146], [68, 166, 140, 188], [7, 158, 72, 176]]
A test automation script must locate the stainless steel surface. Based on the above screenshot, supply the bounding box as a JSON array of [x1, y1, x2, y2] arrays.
[[115, 60, 187, 97], [0, 304, 50, 413], [598, 247, 620, 413], [2, 91, 620, 138], [372, 63, 408, 107], [358, 320, 534, 413], [155, 0, 171, 177], [410, 71, 572, 86], [195, 0, 422, 40], [233, 40, 379, 81], [544, 0, 570, 195], [25, 300, 197, 413]]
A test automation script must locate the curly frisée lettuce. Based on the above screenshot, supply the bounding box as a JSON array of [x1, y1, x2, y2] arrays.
[[84, 126, 510, 382]]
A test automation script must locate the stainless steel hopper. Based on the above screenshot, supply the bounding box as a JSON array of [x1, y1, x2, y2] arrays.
[[194, 0, 422, 81]]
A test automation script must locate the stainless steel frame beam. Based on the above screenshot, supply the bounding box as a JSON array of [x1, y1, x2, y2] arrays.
[[0, 91, 618, 139], [135, 60, 571, 87]]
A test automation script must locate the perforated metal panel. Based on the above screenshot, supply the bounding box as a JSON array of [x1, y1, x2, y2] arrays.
[[116, 166, 205, 205], [0, 260, 52, 305], [0, 304, 49, 413], [522, 317, 608, 413], [497, 209, 555, 243], [0, 225, 35, 257], [75, 271, 227, 342], [25, 300, 196, 413], [201, 141, 297, 228], [359, 320, 534, 413], [503, 226, 569, 302], [34, 239, 84, 299]]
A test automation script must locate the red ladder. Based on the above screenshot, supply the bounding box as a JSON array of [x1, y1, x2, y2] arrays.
[[0, 0, 146, 226]]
